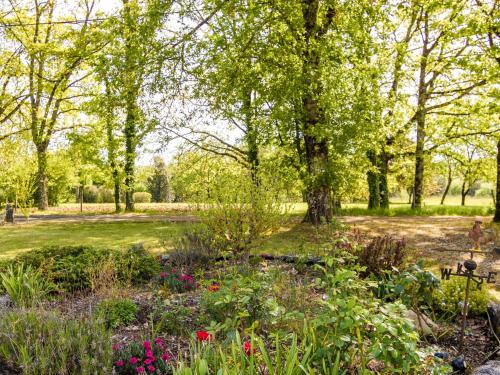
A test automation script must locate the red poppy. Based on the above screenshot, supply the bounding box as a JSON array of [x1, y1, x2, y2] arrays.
[[196, 330, 213, 342], [242, 341, 256, 356]]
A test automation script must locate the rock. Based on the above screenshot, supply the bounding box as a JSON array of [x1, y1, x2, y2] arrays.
[[471, 361, 500, 375], [404, 310, 437, 336], [488, 302, 500, 336], [451, 357, 466, 372], [0, 294, 12, 313]]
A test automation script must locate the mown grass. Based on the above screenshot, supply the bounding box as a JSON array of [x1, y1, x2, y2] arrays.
[[0, 221, 191, 259]]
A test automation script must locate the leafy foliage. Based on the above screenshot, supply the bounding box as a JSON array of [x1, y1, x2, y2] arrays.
[[357, 235, 407, 277], [433, 278, 490, 317]]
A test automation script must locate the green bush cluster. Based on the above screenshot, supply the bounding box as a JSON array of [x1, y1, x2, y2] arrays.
[[133, 191, 152, 203], [9, 244, 159, 292], [433, 278, 490, 317], [95, 298, 138, 328], [0, 310, 112, 374]]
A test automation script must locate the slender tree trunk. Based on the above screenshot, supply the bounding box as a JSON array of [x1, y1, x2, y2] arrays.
[[36, 147, 49, 210], [461, 181, 468, 206], [124, 107, 136, 212], [412, 111, 425, 209], [243, 90, 259, 186], [105, 81, 121, 213], [367, 150, 380, 209], [494, 139, 500, 222], [379, 151, 390, 209], [440, 164, 452, 205]]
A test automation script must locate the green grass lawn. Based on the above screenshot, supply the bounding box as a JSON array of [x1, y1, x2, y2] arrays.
[[0, 221, 191, 259]]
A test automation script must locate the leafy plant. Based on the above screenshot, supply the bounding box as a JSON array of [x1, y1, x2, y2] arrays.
[[113, 337, 172, 374], [357, 235, 407, 277], [95, 298, 138, 329], [159, 268, 197, 293], [0, 264, 54, 307], [433, 277, 490, 317], [0, 310, 112, 375]]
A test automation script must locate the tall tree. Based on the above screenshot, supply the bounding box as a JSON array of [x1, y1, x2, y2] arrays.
[[1, 0, 104, 209]]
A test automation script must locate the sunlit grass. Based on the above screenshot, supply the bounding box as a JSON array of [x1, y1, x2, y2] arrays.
[[0, 221, 191, 259]]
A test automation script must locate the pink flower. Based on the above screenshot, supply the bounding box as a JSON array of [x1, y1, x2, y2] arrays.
[[147, 365, 155, 372], [172, 268, 177, 273], [115, 360, 125, 366], [129, 357, 139, 364], [136, 366, 145, 373], [161, 352, 172, 361], [112, 345, 118, 351], [188, 278, 194, 285], [160, 272, 166, 278], [143, 341, 152, 350], [144, 358, 154, 365], [145, 350, 154, 359]]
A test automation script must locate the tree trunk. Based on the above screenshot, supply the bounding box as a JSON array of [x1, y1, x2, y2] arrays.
[[36, 148, 49, 210], [367, 150, 380, 209], [494, 139, 500, 222], [300, 0, 334, 225], [461, 180, 468, 206], [440, 164, 452, 205], [379, 151, 390, 209], [412, 111, 425, 209], [105, 80, 121, 213], [243, 90, 259, 186], [124, 107, 136, 212]]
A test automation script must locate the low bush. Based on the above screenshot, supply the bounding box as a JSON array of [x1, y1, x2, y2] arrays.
[[357, 235, 407, 277], [10, 244, 159, 292], [133, 192, 152, 203], [0, 264, 54, 307], [166, 227, 220, 270], [0, 310, 112, 374], [95, 298, 138, 328], [433, 278, 490, 317]]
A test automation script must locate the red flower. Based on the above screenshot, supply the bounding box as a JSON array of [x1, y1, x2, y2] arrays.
[[243, 341, 256, 356], [144, 358, 154, 365], [196, 330, 212, 342], [115, 360, 125, 366], [143, 341, 152, 350], [129, 357, 139, 364], [145, 350, 154, 359], [160, 272, 166, 278], [147, 365, 155, 372], [136, 366, 145, 373], [172, 268, 177, 273], [112, 345, 119, 351]]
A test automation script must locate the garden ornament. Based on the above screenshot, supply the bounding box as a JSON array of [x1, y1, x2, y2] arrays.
[[468, 220, 483, 250]]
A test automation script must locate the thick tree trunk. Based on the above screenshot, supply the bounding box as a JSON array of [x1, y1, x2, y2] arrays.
[[36, 148, 49, 210], [440, 164, 452, 205], [494, 139, 500, 222], [300, 0, 334, 225], [367, 151, 380, 209]]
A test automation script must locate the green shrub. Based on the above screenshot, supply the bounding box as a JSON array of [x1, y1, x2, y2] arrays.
[[0, 264, 54, 307], [95, 298, 138, 328], [133, 191, 152, 203], [10, 244, 159, 292], [0, 310, 112, 374], [433, 278, 490, 317]]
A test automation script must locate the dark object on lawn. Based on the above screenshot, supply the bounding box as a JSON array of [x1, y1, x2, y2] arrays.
[[4, 203, 14, 223], [434, 352, 449, 360], [471, 360, 500, 375], [451, 357, 466, 372], [358, 235, 406, 277]]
